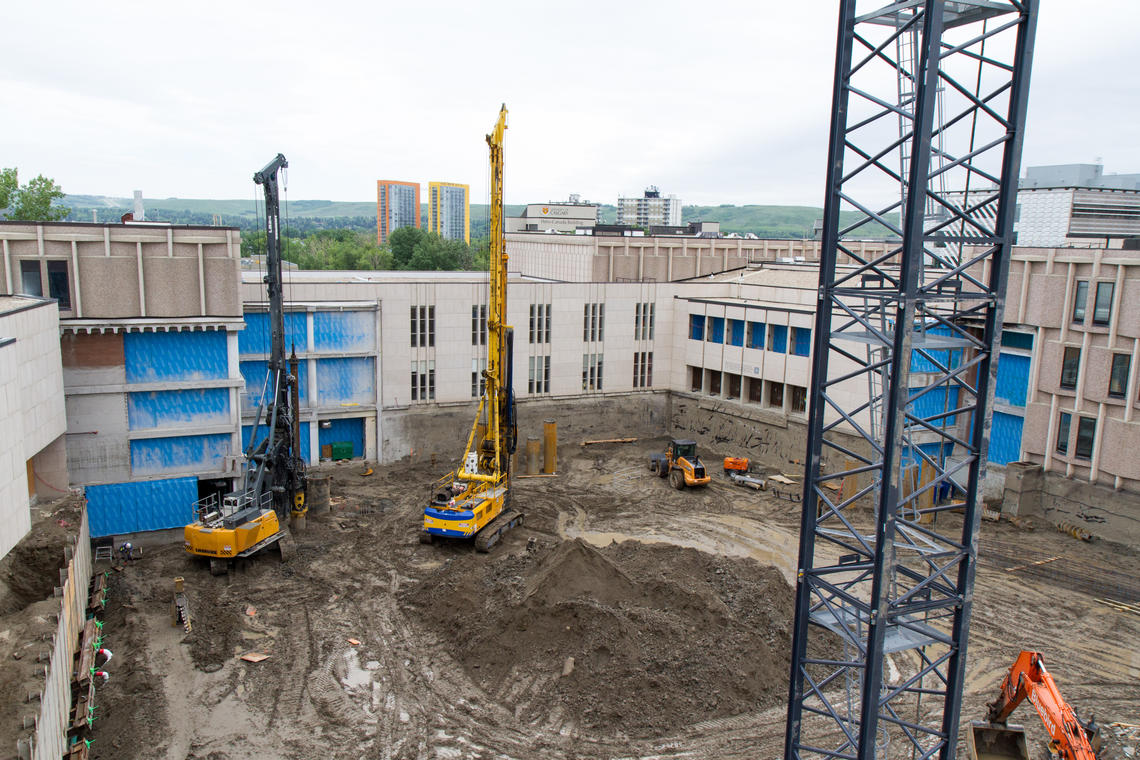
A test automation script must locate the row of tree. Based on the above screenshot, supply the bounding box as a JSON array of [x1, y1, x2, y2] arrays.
[[240, 226, 490, 272], [0, 168, 70, 221]]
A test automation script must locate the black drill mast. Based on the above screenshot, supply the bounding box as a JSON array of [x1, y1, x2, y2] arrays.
[[247, 153, 306, 521]]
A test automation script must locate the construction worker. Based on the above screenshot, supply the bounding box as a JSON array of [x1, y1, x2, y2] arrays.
[[118, 542, 134, 562]]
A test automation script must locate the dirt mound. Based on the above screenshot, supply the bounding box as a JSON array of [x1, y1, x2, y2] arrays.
[[404, 538, 794, 737], [0, 499, 81, 615]]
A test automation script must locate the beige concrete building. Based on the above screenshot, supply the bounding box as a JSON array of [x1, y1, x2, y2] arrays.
[[505, 202, 598, 234], [0, 295, 67, 559]]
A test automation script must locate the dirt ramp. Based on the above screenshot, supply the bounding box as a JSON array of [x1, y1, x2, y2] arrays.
[[405, 537, 794, 737]]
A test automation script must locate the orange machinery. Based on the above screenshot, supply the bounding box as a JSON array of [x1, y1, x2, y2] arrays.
[[969, 650, 1099, 760]]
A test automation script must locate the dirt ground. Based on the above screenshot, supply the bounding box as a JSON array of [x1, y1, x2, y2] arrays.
[[75, 440, 1139, 760]]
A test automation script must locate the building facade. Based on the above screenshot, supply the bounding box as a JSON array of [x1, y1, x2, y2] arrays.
[[376, 180, 421, 244], [505, 201, 598, 234], [616, 187, 682, 228], [0, 295, 67, 560], [428, 182, 470, 243], [0, 221, 245, 538]]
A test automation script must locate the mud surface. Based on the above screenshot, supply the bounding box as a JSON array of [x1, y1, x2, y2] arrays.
[[80, 441, 1140, 759]]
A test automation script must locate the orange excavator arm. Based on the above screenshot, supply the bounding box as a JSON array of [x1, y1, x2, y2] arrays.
[[985, 650, 1099, 760]]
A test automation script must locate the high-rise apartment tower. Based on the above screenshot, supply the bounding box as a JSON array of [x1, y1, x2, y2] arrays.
[[428, 182, 470, 243], [376, 180, 421, 244]]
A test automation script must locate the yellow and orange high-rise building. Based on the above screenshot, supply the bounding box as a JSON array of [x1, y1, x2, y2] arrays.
[[376, 180, 421, 244]]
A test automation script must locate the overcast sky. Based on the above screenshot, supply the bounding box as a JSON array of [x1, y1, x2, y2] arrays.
[[3, 1, 1138, 208]]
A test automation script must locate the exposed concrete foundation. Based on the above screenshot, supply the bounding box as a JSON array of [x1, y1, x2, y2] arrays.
[[1007, 466, 1140, 547]]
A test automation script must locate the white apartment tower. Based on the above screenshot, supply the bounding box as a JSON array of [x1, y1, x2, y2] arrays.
[[617, 186, 682, 228]]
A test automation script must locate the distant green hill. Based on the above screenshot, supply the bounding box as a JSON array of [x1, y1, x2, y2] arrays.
[[62, 195, 895, 239]]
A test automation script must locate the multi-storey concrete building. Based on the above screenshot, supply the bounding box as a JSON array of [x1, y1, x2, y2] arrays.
[[0, 295, 67, 559], [505, 201, 598, 234], [616, 186, 681, 228], [0, 221, 244, 538], [376, 180, 421, 244], [428, 182, 470, 243]]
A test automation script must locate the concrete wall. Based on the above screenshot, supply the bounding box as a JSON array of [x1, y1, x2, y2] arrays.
[[0, 221, 242, 319], [0, 338, 29, 560], [1003, 462, 1140, 547]]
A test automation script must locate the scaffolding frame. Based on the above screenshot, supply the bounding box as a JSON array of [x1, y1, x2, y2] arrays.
[[784, 2, 1037, 759]]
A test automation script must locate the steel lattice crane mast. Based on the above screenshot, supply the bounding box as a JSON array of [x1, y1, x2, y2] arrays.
[[421, 105, 522, 551], [184, 153, 306, 574]]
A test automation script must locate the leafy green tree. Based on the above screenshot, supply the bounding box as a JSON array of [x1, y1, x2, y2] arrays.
[[0, 168, 70, 221], [388, 226, 427, 269]]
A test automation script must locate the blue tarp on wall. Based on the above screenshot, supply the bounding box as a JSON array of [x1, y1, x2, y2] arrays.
[[239, 311, 309, 355], [130, 434, 231, 477], [128, 388, 230, 430], [995, 352, 1030, 408], [125, 330, 228, 383], [314, 310, 375, 352], [990, 411, 1024, 466], [241, 360, 309, 406], [318, 417, 365, 458], [242, 421, 311, 463], [86, 475, 198, 537], [317, 357, 374, 405]]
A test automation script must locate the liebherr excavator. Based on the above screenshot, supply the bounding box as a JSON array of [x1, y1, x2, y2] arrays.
[[421, 105, 521, 552], [184, 154, 307, 574]]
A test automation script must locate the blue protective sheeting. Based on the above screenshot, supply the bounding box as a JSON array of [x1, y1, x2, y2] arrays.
[[243, 421, 311, 463], [769, 325, 788, 354], [131, 434, 232, 477], [793, 327, 812, 357], [908, 385, 961, 427], [990, 411, 1024, 465], [317, 357, 375, 405], [909, 326, 963, 374], [319, 417, 364, 458], [241, 360, 309, 406], [314, 310, 376, 352], [128, 388, 230, 430], [125, 330, 228, 383], [86, 476, 198, 537], [239, 311, 309, 355], [689, 315, 704, 341], [995, 352, 1030, 408]]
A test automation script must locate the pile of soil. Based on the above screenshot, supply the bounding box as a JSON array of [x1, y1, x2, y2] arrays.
[[404, 537, 794, 737]]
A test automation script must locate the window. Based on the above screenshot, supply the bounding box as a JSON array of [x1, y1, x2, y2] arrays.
[[1109, 354, 1130, 398], [529, 355, 550, 394], [769, 324, 788, 354], [1060, 347, 1080, 390], [472, 304, 487, 346], [47, 261, 71, 309], [634, 302, 655, 341], [19, 261, 42, 296], [690, 365, 702, 392], [1074, 416, 1096, 459], [633, 351, 653, 388], [529, 303, 551, 344], [411, 360, 435, 401], [706, 317, 725, 344], [725, 373, 741, 399], [768, 381, 784, 408], [747, 321, 765, 349], [727, 319, 744, 347], [583, 303, 604, 342], [747, 377, 764, 403], [790, 385, 807, 414], [1093, 282, 1114, 326], [792, 327, 811, 357], [706, 370, 722, 396], [1071, 280, 1088, 323], [582, 353, 603, 391], [689, 315, 705, 341], [410, 305, 435, 348], [1055, 412, 1071, 455], [471, 358, 487, 398]]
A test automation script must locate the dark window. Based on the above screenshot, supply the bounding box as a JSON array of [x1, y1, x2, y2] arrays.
[[411, 305, 435, 347], [707, 370, 722, 396], [582, 353, 603, 391], [1060, 347, 1080, 390], [528, 355, 549, 394], [689, 315, 704, 341], [726, 373, 741, 399], [633, 351, 654, 389], [647, 303, 655, 340], [768, 381, 784, 408], [20, 260, 42, 296], [473, 304, 487, 346], [583, 303, 604, 342], [1072, 280, 1088, 323], [727, 319, 744, 347], [1000, 331, 1034, 350], [791, 385, 807, 414], [1093, 282, 1114, 325], [1109, 354, 1130, 398], [47, 261, 71, 309], [747, 321, 765, 349], [1056, 412, 1071, 454], [1074, 416, 1096, 459], [690, 365, 702, 393], [747, 377, 764, 403]]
